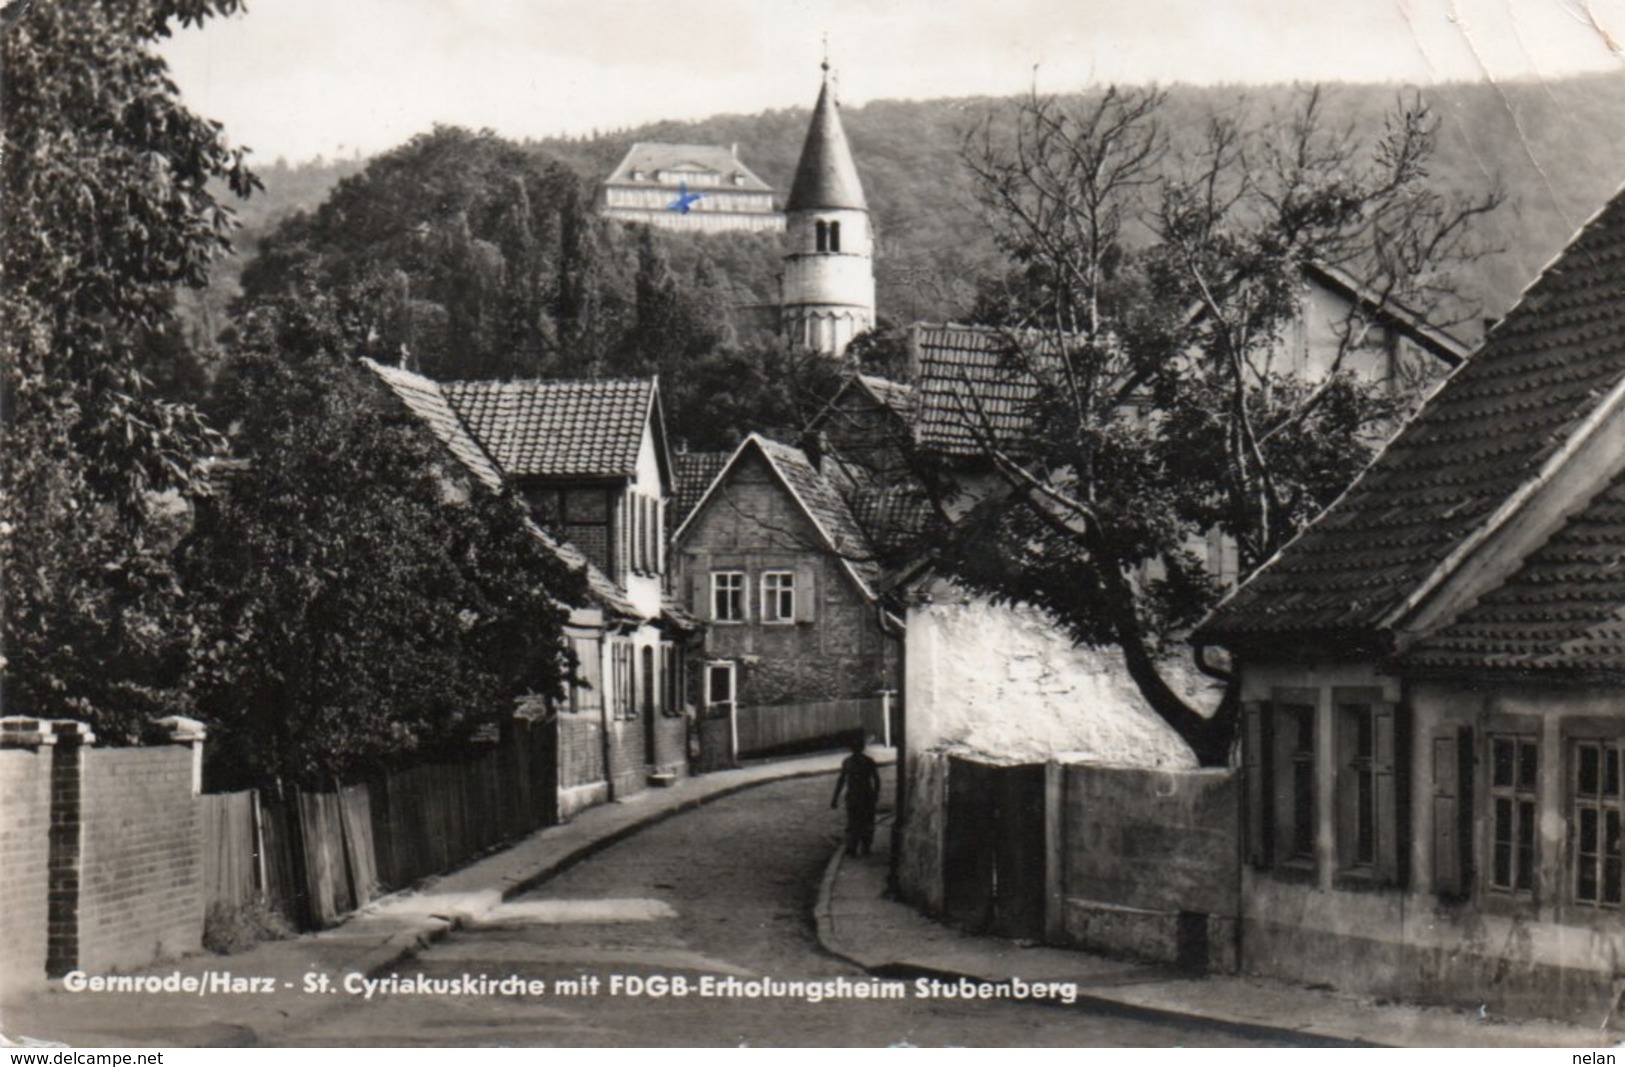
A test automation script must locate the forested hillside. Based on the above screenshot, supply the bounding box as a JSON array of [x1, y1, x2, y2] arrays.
[[209, 71, 1625, 354]]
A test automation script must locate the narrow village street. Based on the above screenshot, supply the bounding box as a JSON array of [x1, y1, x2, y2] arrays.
[[269, 773, 1309, 1047]]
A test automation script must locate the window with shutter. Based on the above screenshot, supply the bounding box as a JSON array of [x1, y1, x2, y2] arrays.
[[1430, 726, 1473, 897], [1273, 698, 1317, 866], [1335, 693, 1405, 885], [795, 566, 817, 623]]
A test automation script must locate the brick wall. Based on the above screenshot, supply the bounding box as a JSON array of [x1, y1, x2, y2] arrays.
[[75, 747, 203, 974], [0, 747, 52, 995], [557, 715, 604, 788]]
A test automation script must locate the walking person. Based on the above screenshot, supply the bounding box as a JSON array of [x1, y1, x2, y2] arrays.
[[831, 734, 881, 856]]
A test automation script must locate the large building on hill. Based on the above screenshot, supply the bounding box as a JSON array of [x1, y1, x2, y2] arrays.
[[781, 63, 876, 358], [598, 142, 784, 235]]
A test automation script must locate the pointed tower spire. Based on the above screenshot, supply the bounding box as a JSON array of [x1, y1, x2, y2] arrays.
[[780, 61, 875, 357], [786, 63, 867, 213]]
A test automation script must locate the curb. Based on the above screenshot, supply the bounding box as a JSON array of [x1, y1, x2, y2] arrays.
[[810, 841, 1371, 1048]]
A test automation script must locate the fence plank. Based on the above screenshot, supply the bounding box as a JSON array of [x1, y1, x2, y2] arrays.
[[338, 785, 379, 907], [200, 791, 257, 909]]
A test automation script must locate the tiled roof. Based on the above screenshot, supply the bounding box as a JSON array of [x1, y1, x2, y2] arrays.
[[364, 359, 504, 492], [441, 379, 653, 479], [671, 450, 729, 529], [909, 323, 1057, 456], [1405, 470, 1625, 672], [786, 74, 867, 213], [604, 142, 773, 193], [753, 436, 882, 596], [855, 374, 916, 421], [1199, 187, 1625, 644], [848, 483, 939, 559]]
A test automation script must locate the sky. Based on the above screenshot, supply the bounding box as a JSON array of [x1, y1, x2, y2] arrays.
[[160, 0, 1625, 163]]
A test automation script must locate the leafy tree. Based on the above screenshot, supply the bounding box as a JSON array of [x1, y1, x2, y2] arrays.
[[237, 127, 580, 381], [1, 0, 257, 736], [937, 86, 1499, 764], [188, 285, 587, 789]]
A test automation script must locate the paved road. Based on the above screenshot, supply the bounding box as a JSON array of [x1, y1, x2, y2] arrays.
[[275, 773, 1307, 1047]]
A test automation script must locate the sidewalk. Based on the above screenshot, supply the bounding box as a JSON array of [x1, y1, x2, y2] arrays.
[[815, 822, 1619, 1050], [2, 751, 870, 1048]]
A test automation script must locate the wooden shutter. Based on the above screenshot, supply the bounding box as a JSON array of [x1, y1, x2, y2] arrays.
[[1431, 725, 1472, 897], [575, 637, 603, 715], [1244, 701, 1272, 868], [1373, 703, 1403, 884], [795, 565, 817, 623]]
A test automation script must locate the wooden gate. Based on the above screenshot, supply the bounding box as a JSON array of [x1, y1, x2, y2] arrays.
[[943, 757, 1047, 939]]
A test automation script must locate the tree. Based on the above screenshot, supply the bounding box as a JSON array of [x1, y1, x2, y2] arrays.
[[1, 0, 257, 736], [942, 86, 1500, 764], [188, 284, 587, 789]]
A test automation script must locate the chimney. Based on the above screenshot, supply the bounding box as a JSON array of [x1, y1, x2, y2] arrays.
[[731, 142, 739, 159]]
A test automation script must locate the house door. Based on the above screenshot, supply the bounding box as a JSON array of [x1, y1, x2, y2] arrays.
[[699, 661, 737, 771]]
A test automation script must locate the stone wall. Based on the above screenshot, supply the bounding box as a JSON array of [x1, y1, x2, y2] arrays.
[[1050, 762, 1239, 971], [0, 745, 53, 996], [76, 748, 203, 974]]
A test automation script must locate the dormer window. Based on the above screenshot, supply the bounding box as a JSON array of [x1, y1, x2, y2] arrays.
[[631, 169, 647, 181]]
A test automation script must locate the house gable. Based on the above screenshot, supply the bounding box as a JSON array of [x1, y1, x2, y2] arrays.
[[1199, 187, 1625, 652]]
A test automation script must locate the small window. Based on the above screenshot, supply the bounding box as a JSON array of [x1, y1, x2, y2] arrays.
[[1282, 705, 1316, 861], [1489, 734, 1538, 895], [1573, 739, 1622, 908], [761, 571, 795, 624], [815, 219, 828, 253], [829, 220, 841, 253], [712, 571, 745, 622]]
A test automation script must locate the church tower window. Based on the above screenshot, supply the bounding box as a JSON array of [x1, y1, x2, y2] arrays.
[[829, 220, 841, 252]]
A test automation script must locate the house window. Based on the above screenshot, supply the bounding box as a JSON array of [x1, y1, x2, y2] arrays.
[[1280, 703, 1317, 862], [761, 571, 795, 624], [712, 571, 745, 622], [1573, 739, 1622, 908], [1245, 695, 1318, 872], [1488, 734, 1538, 894], [1343, 703, 1378, 866]]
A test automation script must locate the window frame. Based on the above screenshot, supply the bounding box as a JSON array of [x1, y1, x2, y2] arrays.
[[1570, 735, 1623, 911], [1485, 732, 1539, 898], [760, 570, 796, 625], [711, 570, 746, 623]]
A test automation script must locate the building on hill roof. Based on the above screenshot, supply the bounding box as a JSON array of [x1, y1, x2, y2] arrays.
[[1192, 184, 1625, 1026], [598, 141, 785, 235]]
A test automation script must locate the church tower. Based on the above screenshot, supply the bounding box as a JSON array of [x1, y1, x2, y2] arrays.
[[781, 63, 874, 357]]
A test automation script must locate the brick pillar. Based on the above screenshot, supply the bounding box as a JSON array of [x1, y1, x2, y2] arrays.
[[151, 715, 207, 794], [39, 720, 94, 978]]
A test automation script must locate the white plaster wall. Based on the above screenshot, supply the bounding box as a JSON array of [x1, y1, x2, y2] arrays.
[[904, 586, 1210, 768], [624, 424, 665, 618]]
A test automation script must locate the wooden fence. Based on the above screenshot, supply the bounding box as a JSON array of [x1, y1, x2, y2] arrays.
[[201, 716, 557, 930], [735, 697, 888, 756]]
